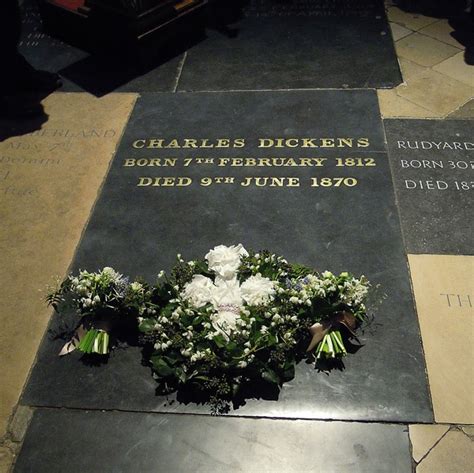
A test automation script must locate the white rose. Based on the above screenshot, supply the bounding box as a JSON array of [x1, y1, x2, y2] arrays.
[[205, 244, 248, 280], [210, 278, 243, 335], [181, 275, 214, 307], [241, 274, 275, 306]]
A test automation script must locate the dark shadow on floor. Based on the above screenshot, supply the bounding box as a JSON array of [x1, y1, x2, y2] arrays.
[[394, 0, 474, 64], [58, 30, 205, 96], [0, 107, 48, 142]]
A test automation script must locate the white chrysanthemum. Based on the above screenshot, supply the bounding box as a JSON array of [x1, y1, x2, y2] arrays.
[[241, 274, 276, 306], [181, 275, 214, 307], [210, 278, 243, 336], [205, 244, 248, 280]]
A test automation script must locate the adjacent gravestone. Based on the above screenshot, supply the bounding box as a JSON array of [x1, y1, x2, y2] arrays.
[[18, 0, 401, 93], [384, 119, 474, 255], [13, 408, 413, 473], [177, 0, 402, 90], [22, 90, 432, 423]]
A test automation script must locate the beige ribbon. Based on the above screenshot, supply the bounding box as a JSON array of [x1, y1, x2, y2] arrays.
[[306, 311, 357, 352], [59, 324, 86, 356]]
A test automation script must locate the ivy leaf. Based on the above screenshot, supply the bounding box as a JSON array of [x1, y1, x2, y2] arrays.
[[213, 335, 227, 348], [138, 319, 156, 333], [261, 369, 280, 385], [151, 357, 174, 377]]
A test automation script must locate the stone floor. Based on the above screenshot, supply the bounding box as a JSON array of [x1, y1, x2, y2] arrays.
[[379, 5, 474, 118], [0, 2, 473, 473]]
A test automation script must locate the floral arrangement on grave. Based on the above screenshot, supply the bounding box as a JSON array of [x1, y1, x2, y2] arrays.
[[47, 244, 371, 413]]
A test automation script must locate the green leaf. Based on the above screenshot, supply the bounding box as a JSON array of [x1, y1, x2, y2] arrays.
[[138, 319, 156, 333], [151, 357, 174, 377], [176, 367, 187, 383], [261, 369, 280, 385], [213, 335, 227, 348]]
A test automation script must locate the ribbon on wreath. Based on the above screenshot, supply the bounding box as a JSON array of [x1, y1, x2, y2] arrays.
[[306, 310, 359, 352], [59, 324, 110, 356], [59, 324, 87, 356]]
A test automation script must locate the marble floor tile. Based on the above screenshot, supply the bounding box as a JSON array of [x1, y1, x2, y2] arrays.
[[433, 52, 474, 88], [390, 22, 414, 41], [418, 20, 465, 49], [397, 69, 473, 116], [408, 255, 474, 424], [378, 89, 441, 118], [398, 58, 428, 82], [461, 426, 474, 437], [395, 33, 461, 67], [409, 424, 450, 463], [416, 429, 474, 473], [0, 92, 137, 437], [387, 7, 439, 31]]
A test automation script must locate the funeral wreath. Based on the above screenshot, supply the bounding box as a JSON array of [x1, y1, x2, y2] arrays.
[[48, 244, 371, 413]]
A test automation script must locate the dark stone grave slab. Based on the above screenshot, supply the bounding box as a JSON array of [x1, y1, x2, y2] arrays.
[[22, 90, 432, 423], [177, 0, 402, 90], [384, 119, 474, 255], [14, 409, 413, 473], [19, 1, 182, 95]]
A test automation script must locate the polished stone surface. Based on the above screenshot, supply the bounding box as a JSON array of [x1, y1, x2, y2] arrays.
[[13, 409, 413, 473], [384, 119, 474, 254], [177, 0, 402, 90], [19, 1, 183, 95], [0, 92, 136, 437], [22, 90, 432, 423], [408, 255, 474, 424]]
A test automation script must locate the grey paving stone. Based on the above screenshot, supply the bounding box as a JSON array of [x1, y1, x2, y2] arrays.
[[384, 119, 474, 255], [14, 409, 413, 473], [177, 0, 402, 90]]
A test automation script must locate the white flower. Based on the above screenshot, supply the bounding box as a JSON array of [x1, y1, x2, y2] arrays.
[[205, 244, 248, 280], [103, 267, 120, 279], [210, 278, 243, 336], [181, 275, 214, 307], [130, 282, 144, 292], [241, 274, 275, 306]]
